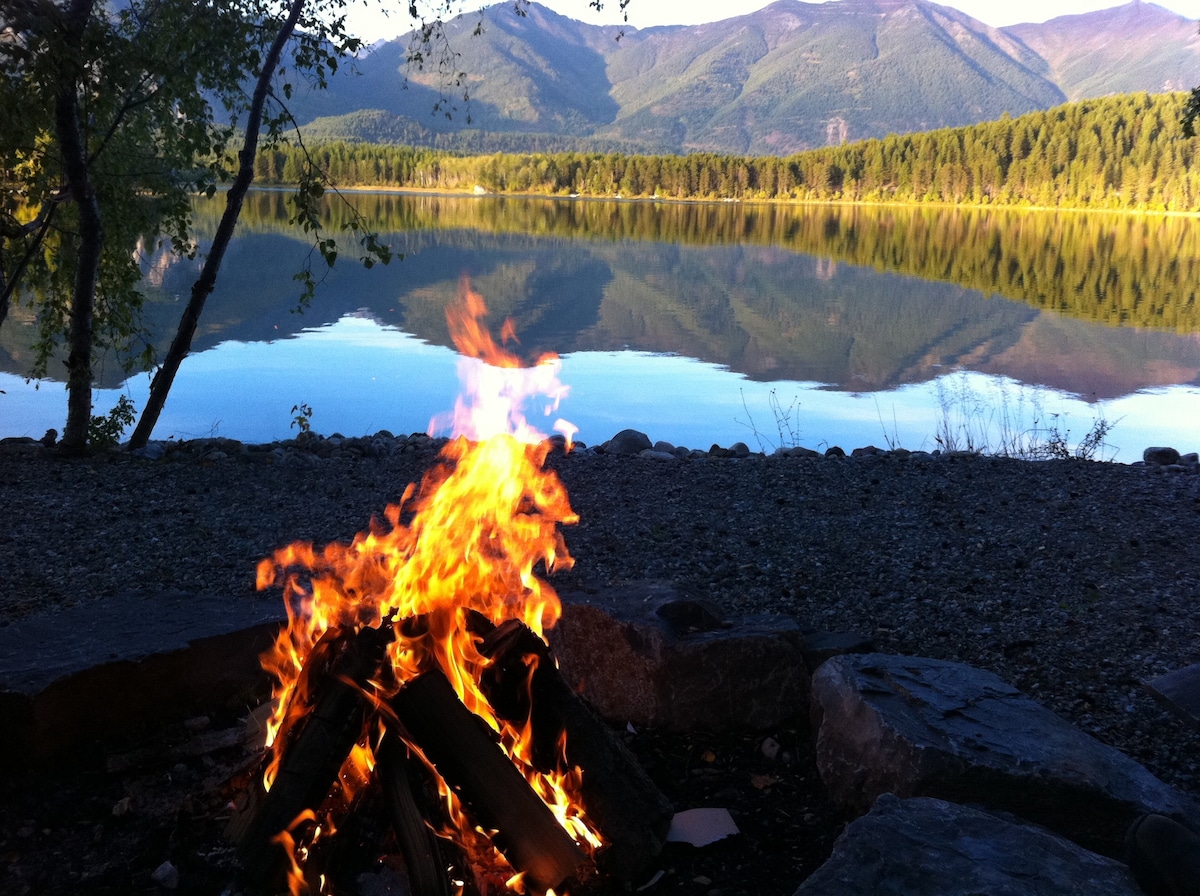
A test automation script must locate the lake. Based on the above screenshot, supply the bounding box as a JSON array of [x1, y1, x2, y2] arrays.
[[3, 192, 1199, 461]]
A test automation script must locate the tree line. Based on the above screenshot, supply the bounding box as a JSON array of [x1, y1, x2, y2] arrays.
[[257, 92, 1200, 212]]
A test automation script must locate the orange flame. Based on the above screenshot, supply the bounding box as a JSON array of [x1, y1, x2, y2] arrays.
[[256, 279, 598, 892]]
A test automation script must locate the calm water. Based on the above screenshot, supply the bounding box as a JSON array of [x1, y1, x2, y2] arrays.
[[3, 193, 1199, 461]]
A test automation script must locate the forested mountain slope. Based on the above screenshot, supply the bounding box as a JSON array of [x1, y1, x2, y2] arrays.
[[263, 92, 1200, 212], [286, 0, 1199, 154]]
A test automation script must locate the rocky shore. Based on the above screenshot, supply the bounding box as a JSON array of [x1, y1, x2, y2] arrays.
[[2, 427, 1199, 802]]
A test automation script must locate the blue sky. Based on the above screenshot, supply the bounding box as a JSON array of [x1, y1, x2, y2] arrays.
[[348, 0, 1199, 38]]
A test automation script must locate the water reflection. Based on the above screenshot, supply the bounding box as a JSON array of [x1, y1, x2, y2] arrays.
[[2, 193, 1199, 458]]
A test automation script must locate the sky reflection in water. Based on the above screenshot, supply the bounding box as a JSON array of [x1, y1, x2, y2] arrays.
[[4, 313, 1198, 462]]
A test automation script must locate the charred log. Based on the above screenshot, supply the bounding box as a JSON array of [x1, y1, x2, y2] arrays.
[[475, 616, 674, 883], [378, 732, 456, 896], [389, 668, 588, 895], [229, 622, 395, 890]]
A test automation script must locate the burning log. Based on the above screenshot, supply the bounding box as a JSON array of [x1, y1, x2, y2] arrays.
[[230, 622, 394, 890], [389, 667, 589, 894], [476, 616, 674, 882]]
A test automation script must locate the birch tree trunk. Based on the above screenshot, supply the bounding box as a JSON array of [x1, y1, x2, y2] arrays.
[[128, 0, 306, 450]]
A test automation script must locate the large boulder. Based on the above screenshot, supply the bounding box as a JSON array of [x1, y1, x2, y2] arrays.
[[549, 582, 807, 731], [1143, 446, 1182, 466], [605, 429, 653, 455], [810, 653, 1200, 855], [796, 794, 1143, 896], [0, 590, 283, 763]]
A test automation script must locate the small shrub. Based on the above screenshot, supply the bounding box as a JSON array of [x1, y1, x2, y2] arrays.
[[739, 388, 802, 452], [89, 395, 136, 449], [932, 373, 1118, 461], [1024, 411, 1118, 462], [291, 402, 314, 434]]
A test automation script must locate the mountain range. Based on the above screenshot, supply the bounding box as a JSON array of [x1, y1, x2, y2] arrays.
[[285, 0, 1200, 155]]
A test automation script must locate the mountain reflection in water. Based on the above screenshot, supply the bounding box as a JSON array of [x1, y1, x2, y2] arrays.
[[3, 193, 1198, 460]]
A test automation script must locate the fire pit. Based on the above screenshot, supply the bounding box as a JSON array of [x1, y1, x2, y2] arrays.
[[229, 284, 672, 894]]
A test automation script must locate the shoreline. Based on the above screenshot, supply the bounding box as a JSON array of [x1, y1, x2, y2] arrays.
[[248, 183, 1200, 219], [2, 426, 1199, 471]]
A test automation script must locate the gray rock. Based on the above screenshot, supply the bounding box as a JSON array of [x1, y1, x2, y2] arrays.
[[151, 860, 181, 890], [0, 591, 284, 761], [652, 440, 677, 454], [0, 437, 45, 456], [800, 630, 877, 673], [607, 428, 653, 454], [639, 449, 679, 461], [1144, 446, 1182, 466], [355, 867, 411, 895], [729, 441, 752, 458], [550, 582, 807, 731], [1144, 663, 1200, 731], [825, 446, 846, 458], [810, 653, 1200, 855], [131, 441, 168, 460], [795, 794, 1142, 896]]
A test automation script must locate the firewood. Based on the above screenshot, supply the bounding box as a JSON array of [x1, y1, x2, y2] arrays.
[[389, 668, 588, 895], [475, 616, 674, 883], [229, 621, 395, 890], [378, 732, 456, 896]]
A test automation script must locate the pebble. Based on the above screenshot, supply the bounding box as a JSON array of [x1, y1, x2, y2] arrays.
[[150, 860, 179, 889]]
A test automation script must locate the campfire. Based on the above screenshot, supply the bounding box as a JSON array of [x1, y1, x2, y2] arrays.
[[229, 282, 670, 895]]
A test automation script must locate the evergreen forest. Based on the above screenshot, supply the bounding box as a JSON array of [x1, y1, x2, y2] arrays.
[[256, 93, 1200, 212]]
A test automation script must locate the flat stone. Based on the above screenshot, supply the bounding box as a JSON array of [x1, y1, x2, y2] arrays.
[[638, 449, 678, 461], [550, 582, 807, 731], [1144, 663, 1200, 731], [810, 653, 1200, 855], [795, 794, 1142, 896], [0, 591, 285, 763], [800, 630, 877, 673]]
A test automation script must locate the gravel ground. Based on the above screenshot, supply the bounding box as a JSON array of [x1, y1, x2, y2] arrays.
[[2, 435, 1199, 892]]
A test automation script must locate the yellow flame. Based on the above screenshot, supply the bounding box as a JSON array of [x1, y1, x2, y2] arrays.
[[256, 281, 599, 890]]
